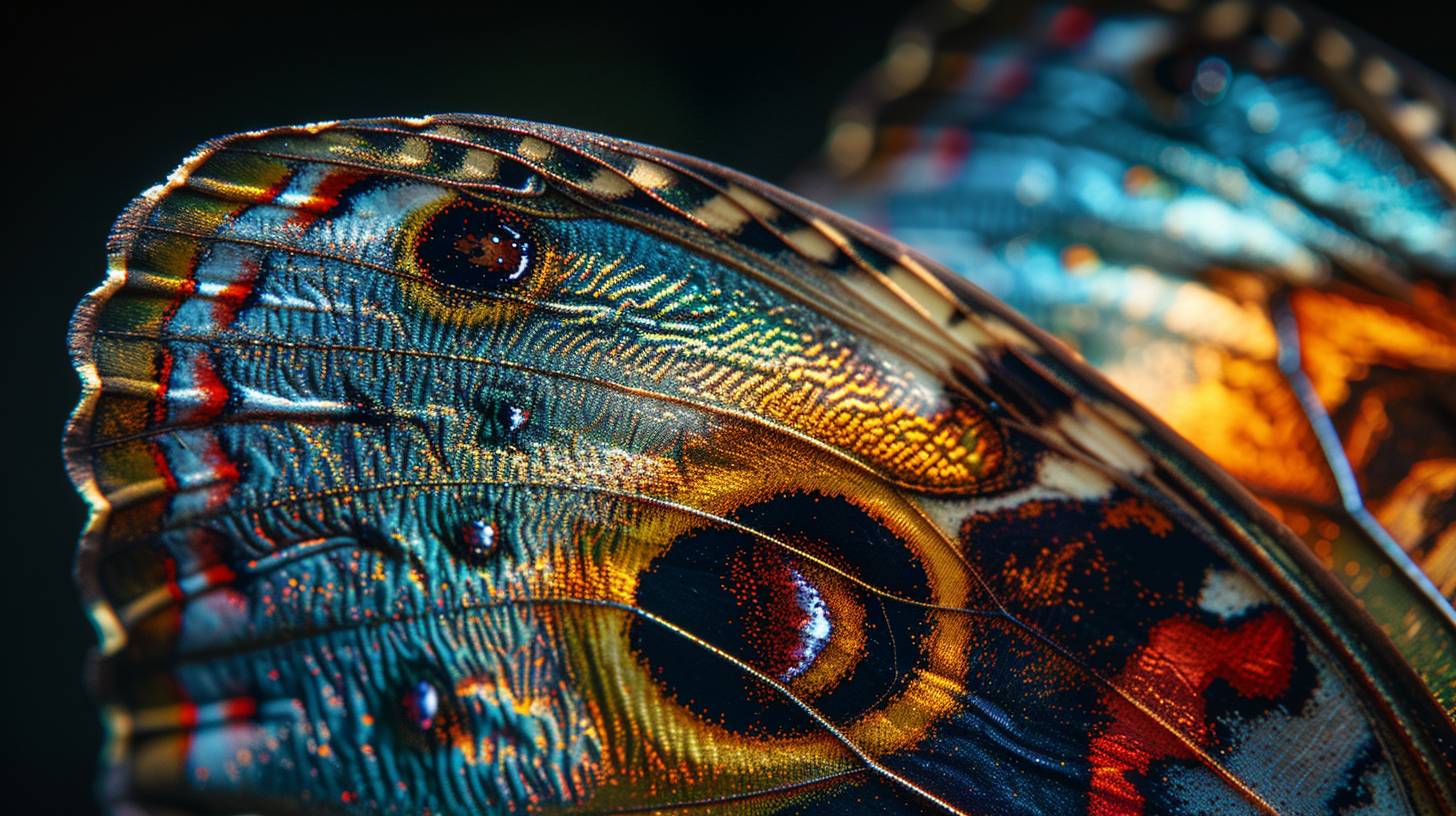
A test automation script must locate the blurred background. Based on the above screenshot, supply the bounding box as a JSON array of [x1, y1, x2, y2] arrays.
[[2, 2, 1449, 812]]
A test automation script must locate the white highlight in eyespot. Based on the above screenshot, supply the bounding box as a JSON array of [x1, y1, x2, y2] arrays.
[[784, 567, 831, 682]]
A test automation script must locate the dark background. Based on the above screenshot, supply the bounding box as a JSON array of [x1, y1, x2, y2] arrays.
[[2, 2, 1449, 812]]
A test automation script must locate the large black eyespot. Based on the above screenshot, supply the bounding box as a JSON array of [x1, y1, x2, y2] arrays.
[[630, 492, 930, 736], [413, 198, 535, 293]]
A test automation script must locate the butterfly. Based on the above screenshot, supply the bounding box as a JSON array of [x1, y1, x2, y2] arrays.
[[64, 108, 1456, 813], [798, 0, 1456, 727]]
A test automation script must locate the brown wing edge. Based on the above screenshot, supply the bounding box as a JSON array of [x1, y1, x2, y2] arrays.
[[61, 129, 291, 808]]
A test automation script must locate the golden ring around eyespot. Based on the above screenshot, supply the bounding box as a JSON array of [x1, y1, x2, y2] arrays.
[[395, 190, 568, 326], [524, 427, 976, 810]]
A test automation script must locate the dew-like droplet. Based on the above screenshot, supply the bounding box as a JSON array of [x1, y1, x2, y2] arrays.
[[463, 518, 498, 561], [402, 680, 439, 731]]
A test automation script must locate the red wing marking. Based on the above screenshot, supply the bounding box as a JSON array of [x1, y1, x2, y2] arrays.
[[1089, 610, 1295, 815]]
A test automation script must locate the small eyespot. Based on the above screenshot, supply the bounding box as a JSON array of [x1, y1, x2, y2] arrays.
[[461, 518, 499, 562], [402, 679, 440, 731], [413, 198, 535, 293]]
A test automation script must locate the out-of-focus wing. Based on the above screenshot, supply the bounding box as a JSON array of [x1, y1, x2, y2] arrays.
[[799, 0, 1456, 719]]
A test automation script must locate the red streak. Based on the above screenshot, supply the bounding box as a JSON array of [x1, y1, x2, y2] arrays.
[[191, 353, 230, 423], [1088, 610, 1295, 815], [285, 169, 364, 229], [210, 257, 259, 327], [222, 697, 257, 719]]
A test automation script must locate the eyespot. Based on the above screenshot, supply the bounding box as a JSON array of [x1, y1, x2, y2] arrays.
[[412, 197, 536, 294], [628, 492, 928, 736], [402, 679, 440, 731], [460, 518, 499, 562]]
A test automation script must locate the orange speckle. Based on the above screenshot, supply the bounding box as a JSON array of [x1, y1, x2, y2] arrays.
[[1099, 497, 1173, 537], [1123, 165, 1156, 193], [1061, 244, 1099, 273]]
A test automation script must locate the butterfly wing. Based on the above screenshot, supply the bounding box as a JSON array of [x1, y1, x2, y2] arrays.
[[68, 114, 1452, 813], [798, 0, 1456, 721]]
